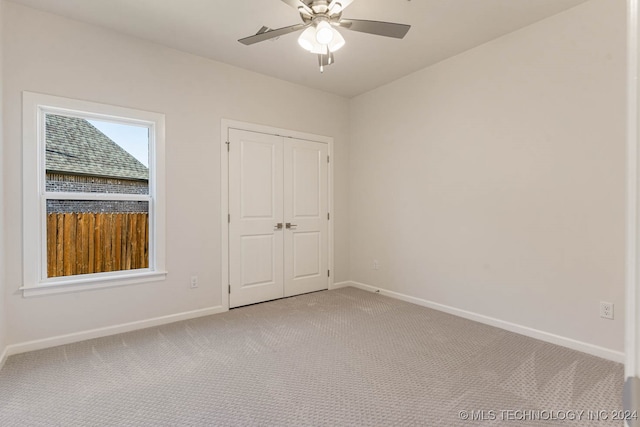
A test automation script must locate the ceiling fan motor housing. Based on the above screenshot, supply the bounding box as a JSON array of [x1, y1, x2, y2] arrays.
[[311, 1, 330, 14], [300, 0, 343, 23]]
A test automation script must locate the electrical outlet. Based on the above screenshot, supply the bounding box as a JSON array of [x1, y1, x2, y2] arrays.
[[373, 260, 380, 270], [190, 276, 198, 289], [600, 301, 614, 320]]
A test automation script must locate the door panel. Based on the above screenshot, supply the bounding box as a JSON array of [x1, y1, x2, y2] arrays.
[[293, 231, 321, 278], [241, 235, 276, 286], [293, 148, 321, 218], [241, 142, 276, 218], [284, 139, 328, 297], [229, 129, 284, 308]]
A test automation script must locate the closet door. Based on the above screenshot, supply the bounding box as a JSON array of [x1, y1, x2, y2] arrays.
[[283, 139, 328, 297], [228, 129, 284, 308]]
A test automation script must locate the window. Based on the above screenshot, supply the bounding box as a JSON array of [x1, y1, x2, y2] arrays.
[[22, 92, 166, 296]]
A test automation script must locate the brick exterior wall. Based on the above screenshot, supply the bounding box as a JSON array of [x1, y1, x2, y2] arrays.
[[46, 173, 149, 213], [46, 173, 148, 194], [46, 200, 148, 214]]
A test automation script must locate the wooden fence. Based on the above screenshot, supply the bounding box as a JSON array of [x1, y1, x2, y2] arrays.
[[47, 212, 149, 278]]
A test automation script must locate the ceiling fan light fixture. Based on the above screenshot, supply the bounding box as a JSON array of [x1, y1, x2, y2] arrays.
[[327, 28, 345, 52], [298, 26, 334, 55], [313, 43, 329, 55], [315, 20, 334, 44], [297, 26, 317, 51]]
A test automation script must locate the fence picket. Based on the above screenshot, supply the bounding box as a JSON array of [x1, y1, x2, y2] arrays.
[[114, 214, 122, 271], [88, 214, 95, 274], [47, 214, 56, 278], [95, 214, 103, 273], [63, 213, 73, 276], [143, 214, 149, 268], [130, 214, 137, 270], [84, 215, 90, 275], [56, 215, 64, 276], [76, 213, 84, 275]]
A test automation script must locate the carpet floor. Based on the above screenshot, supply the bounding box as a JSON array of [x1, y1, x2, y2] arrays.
[[0, 287, 625, 426]]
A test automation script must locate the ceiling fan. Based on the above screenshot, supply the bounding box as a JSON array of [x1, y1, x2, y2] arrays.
[[238, 0, 411, 72]]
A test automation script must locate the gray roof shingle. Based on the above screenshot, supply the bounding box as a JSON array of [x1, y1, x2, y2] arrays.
[[46, 114, 149, 181]]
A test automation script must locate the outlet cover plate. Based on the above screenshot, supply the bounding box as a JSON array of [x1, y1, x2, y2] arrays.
[[600, 301, 614, 320]]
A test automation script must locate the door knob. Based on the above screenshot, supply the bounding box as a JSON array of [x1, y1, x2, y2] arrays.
[[285, 223, 297, 229], [275, 223, 283, 230]]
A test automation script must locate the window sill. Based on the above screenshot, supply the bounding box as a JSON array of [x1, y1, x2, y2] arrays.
[[20, 270, 168, 297]]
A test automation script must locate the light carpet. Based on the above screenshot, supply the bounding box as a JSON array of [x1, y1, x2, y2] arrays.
[[0, 287, 625, 426]]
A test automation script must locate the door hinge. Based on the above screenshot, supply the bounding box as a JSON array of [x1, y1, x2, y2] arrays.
[[327, 270, 330, 277], [327, 212, 330, 220], [228, 213, 230, 223], [327, 155, 330, 163], [226, 141, 230, 152], [228, 285, 231, 294]]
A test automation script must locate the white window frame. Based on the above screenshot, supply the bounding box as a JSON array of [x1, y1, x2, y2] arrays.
[[21, 92, 167, 297]]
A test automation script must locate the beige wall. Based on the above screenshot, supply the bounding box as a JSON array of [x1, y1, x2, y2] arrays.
[[2, 2, 349, 345], [348, 0, 626, 352], [0, 0, 6, 357]]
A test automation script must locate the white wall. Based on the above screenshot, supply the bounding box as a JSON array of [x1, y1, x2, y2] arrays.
[[0, 0, 6, 361], [348, 0, 626, 353], [2, 2, 349, 345]]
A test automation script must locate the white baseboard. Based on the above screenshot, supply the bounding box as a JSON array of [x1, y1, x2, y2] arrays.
[[332, 281, 625, 363], [5, 305, 226, 357], [330, 280, 352, 290]]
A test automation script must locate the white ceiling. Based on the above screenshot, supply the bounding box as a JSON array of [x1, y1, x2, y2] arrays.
[[8, 0, 589, 98]]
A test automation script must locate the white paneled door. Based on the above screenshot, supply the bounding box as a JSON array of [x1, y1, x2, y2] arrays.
[[228, 129, 328, 308], [229, 130, 284, 308], [284, 139, 328, 297]]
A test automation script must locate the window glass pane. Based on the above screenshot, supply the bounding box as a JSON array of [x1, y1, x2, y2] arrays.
[[45, 114, 149, 195], [46, 200, 149, 278]]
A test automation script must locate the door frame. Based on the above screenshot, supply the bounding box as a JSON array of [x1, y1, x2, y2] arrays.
[[220, 119, 334, 310]]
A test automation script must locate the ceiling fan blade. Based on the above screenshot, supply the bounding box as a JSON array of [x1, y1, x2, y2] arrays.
[[338, 19, 410, 39], [280, 0, 313, 15], [328, 0, 355, 14], [238, 23, 307, 45]]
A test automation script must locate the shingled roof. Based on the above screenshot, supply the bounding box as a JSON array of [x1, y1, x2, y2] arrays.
[[46, 114, 149, 181]]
